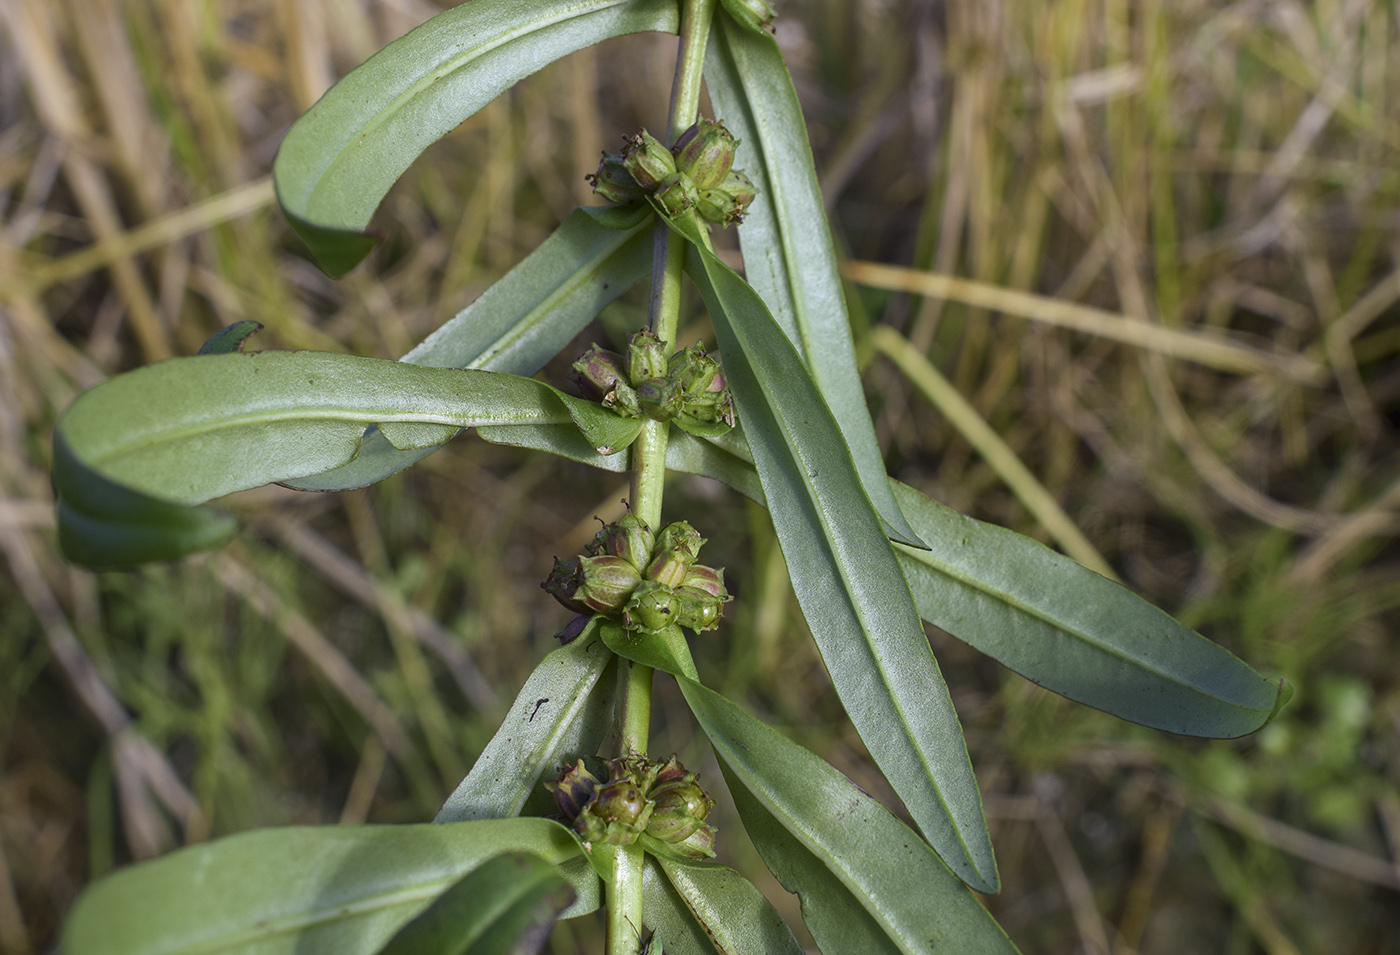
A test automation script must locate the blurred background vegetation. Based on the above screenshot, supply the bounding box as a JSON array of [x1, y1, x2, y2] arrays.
[[1, 0, 1398, 952]]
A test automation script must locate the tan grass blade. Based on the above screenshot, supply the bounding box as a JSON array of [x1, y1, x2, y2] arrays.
[[872, 324, 1117, 580]]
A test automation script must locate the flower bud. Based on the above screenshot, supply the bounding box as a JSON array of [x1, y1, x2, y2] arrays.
[[587, 152, 646, 205], [575, 776, 654, 847], [543, 555, 641, 616], [623, 580, 679, 633], [696, 170, 758, 227], [601, 379, 642, 419], [720, 0, 777, 32], [621, 130, 677, 191], [554, 612, 592, 644], [675, 587, 724, 632], [680, 564, 728, 599], [645, 523, 704, 588], [585, 514, 655, 571], [670, 822, 717, 859], [653, 172, 699, 218], [627, 329, 670, 383], [667, 346, 737, 427], [569, 344, 629, 401], [546, 758, 603, 820], [634, 377, 684, 422], [671, 120, 739, 191], [647, 777, 716, 844]]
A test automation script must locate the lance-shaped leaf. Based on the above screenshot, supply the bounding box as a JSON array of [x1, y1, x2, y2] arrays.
[[274, 0, 677, 275], [54, 351, 638, 565], [651, 859, 805, 955], [286, 206, 653, 492], [703, 18, 922, 548], [641, 861, 718, 955], [622, 431, 1288, 740], [438, 621, 616, 823], [889, 481, 1291, 737], [676, 680, 1021, 955], [676, 232, 997, 893], [59, 818, 598, 955], [376, 852, 575, 955]]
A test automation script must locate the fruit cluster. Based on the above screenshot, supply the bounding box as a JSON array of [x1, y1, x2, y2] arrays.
[[588, 119, 756, 226], [543, 515, 730, 635], [547, 754, 717, 861]]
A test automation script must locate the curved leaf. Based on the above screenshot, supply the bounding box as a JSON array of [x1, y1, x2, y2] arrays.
[[59, 818, 598, 955], [54, 351, 637, 565], [286, 206, 653, 492], [889, 481, 1290, 737], [678, 232, 997, 893], [642, 861, 719, 955], [615, 431, 1287, 740], [703, 19, 922, 548], [654, 859, 805, 955], [664, 430, 765, 505], [198, 320, 264, 355], [52, 433, 237, 568], [599, 620, 699, 681], [678, 680, 1021, 955], [376, 851, 575, 955], [274, 0, 677, 275], [437, 621, 617, 822]]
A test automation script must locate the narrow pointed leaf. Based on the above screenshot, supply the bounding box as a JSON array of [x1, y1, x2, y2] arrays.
[[438, 621, 616, 822], [631, 431, 1288, 740], [678, 680, 1021, 955], [703, 19, 922, 548], [677, 234, 997, 893], [285, 206, 653, 491], [376, 852, 574, 955], [59, 819, 598, 955], [654, 859, 805, 955], [273, 0, 676, 275], [889, 481, 1290, 737], [54, 352, 635, 566], [641, 861, 719, 955], [664, 430, 765, 505]]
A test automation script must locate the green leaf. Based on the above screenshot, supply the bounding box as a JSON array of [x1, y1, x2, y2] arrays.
[[703, 20, 923, 548], [52, 433, 237, 569], [677, 233, 998, 893], [599, 620, 700, 681], [621, 431, 1288, 740], [376, 852, 575, 955], [664, 431, 765, 505], [641, 861, 719, 955], [285, 206, 653, 491], [654, 859, 805, 955], [889, 481, 1290, 737], [273, 0, 676, 275], [677, 681, 1021, 955], [59, 818, 599, 955], [198, 320, 264, 355], [54, 351, 637, 565], [437, 621, 616, 822]]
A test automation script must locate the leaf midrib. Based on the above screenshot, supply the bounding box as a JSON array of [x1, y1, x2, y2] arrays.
[[86, 405, 572, 467], [702, 251, 980, 874], [895, 541, 1270, 713]]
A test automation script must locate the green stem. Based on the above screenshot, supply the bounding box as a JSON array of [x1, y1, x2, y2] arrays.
[[607, 3, 717, 954]]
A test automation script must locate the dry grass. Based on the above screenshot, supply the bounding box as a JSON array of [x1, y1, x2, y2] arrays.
[[1, 1, 1398, 953]]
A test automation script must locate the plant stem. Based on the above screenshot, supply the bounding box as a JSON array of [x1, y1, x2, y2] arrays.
[[607, 3, 717, 954]]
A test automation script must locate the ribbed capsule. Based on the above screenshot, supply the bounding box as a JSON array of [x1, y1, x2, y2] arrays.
[[621, 130, 677, 191], [671, 119, 738, 191]]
